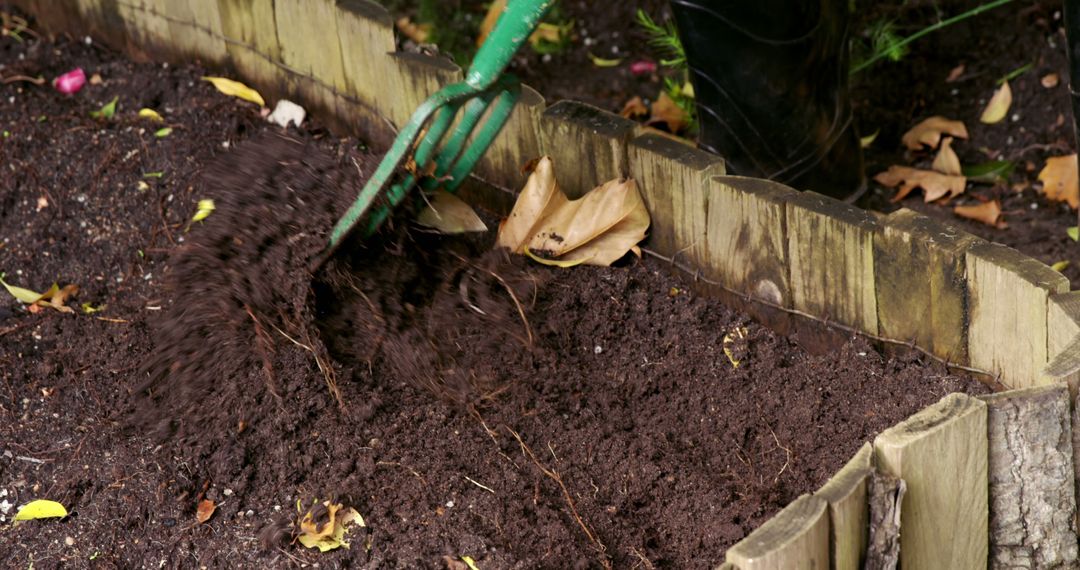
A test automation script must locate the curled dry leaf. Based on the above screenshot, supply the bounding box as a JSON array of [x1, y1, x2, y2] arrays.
[[1038, 154, 1079, 209], [954, 199, 1005, 228], [874, 165, 966, 202], [619, 96, 648, 120], [396, 17, 431, 44], [931, 137, 962, 176], [979, 81, 1012, 124], [416, 190, 488, 234], [901, 116, 968, 150], [648, 91, 688, 133], [496, 156, 650, 267], [297, 501, 366, 552], [196, 499, 216, 524]]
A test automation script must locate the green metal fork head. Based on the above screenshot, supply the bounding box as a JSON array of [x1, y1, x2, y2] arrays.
[[324, 0, 555, 254]]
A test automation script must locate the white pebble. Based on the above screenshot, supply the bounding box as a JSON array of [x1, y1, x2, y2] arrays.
[[445, 500, 454, 508], [223, 488, 234, 497], [594, 345, 603, 354]]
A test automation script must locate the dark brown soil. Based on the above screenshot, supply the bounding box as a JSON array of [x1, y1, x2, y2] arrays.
[[1, 9, 990, 570]]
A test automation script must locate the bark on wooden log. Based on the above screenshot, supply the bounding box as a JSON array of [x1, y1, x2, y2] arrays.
[[864, 471, 905, 570], [979, 384, 1078, 569]]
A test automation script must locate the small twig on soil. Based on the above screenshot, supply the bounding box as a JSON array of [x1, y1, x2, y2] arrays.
[[270, 321, 345, 409], [0, 74, 44, 85], [767, 425, 793, 483], [0, 316, 45, 338], [483, 268, 534, 347], [504, 426, 610, 568], [376, 461, 428, 486], [245, 304, 283, 405], [464, 476, 496, 494], [630, 547, 656, 570], [345, 281, 385, 369]]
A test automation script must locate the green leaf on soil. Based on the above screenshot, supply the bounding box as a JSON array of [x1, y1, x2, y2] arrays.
[[860, 129, 879, 148], [1069, 227, 1079, 242], [81, 302, 105, 314], [154, 127, 172, 138], [0, 274, 58, 304], [90, 96, 118, 120], [962, 160, 1015, 183], [587, 52, 623, 67], [14, 500, 68, 522], [1052, 260, 1070, 272], [192, 199, 215, 222], [998, 62, 1033, 85], [143, 171, 164, 179], [461, 556, 481, 570]]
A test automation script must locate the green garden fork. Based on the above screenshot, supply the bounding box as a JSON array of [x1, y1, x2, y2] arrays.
[[322, 0, 555, 259]]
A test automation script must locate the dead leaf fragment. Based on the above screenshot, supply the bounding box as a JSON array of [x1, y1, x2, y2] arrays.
[[196, 499, 216, 524], [297, 501, 366, 552], [932, 137, 962, 176], [648, 92, 688, 133], [901, 116, 969, 150], [496, 157, 650, 267], [874, 165, 967, 202], [619, 96, 648, 120], [1038, 154, 1079, 209], [954, 200, 1006, 228], [946, 64, 965, 82], [1042, 73, 1060, 88], [980, 81, 1012, 124], [397, 17, 431, 44], [416, 190, 488, 234]]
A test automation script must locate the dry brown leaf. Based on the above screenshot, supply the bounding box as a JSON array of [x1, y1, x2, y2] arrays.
[[497, 157, 650, 267], [47, 284, 78, 313], [196, 499, 216, 524], [1042, 73, 1060, 88], [954, 200, 1006, 228], [476, 0, 506, 46], [648, 92, 688, 133], [946, 64, 965, 82], [620, 96, 648, 120], [396, 17, 431, 44], [901, 116, 969, 150], [874, 165, 967, 202], [980, 81, 1012, 124], [1038, 154, 1080, 209], [416, 190, 488, 234], [931, 137, 962, 176]]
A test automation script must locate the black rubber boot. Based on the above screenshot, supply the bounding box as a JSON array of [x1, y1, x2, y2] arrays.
[[670, 0, 864, 199]]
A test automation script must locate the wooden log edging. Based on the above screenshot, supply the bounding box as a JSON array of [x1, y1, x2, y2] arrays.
[[15, 0, 1080, 566]]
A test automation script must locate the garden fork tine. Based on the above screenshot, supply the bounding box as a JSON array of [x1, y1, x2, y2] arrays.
[[319, 0, 555, 263]]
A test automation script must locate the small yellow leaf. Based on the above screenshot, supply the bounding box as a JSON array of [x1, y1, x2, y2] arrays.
[[1038, 154, 1080, 209], [722, 327, 748, 369], [1052, 260, 1070, 272], [416, 191, 488, 234], [980, 81, 1012, 124], [0, 275, 57, 304], [297, 502, 365, 552], [138, 108, 163, 122], [192, 199, 215, 222], [461, 556, 481, 570], [524, 247, 590, 268], [202, 76, 265, 106], [931, 137, 962, 176], [587, 52, 623, 67], [901, 116, 968, 150], [860, 129, 879, 148], [14, 500, 68, 522], [81, 302, 105, 314]]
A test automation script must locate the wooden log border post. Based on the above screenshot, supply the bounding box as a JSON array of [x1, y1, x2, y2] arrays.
[[18, 0, 1080, 566]]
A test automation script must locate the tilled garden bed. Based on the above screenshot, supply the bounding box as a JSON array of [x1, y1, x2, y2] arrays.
[[0, 15, 987, 569]]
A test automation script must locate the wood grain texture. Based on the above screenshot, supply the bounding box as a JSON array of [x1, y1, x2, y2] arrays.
[[815, 442, 872, 570], [385, 52, 463, 131], [966, 242, 1069, 389], [161, 0, 225, 63], [787, 191, 879, 332], [874, 208, 985, 364], [874, 393, 988, 570], [273, 0, 348, 114], [335, 0, 397, 146], [538, 100, 640, 198], [1044, 292, 1080, 393], [979, 384, 1078, 568], [627, 133, 724, 264], [217, 0, 282, 97], [705, 176, 795, 308], [725, 494, 830, 570]]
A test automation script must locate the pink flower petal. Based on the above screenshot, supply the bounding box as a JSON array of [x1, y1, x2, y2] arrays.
[[53, 68, 86, 95], [629, 60, 657, 76]]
